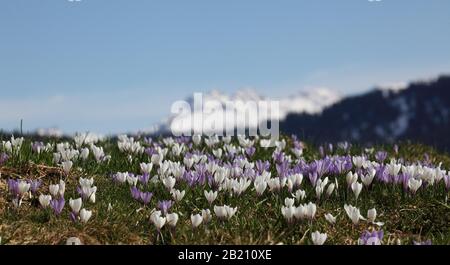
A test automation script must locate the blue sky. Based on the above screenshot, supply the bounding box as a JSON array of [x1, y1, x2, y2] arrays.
[[1, 0, 450, 134]]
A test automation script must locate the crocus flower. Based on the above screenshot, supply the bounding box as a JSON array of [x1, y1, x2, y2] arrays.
[[50, 197, 65, 215], [39, 194, 52, 208], [311, 231, 327, 245], [202, 209, 212, 223], [305, 202, 317, 219], [150, 211, 166, 230], [157, 200, 173, 215], [191, 214, 203, 228], [69, 198, 82, 214], [344, 204, 364, 225], [17, 180, 31, 197], [325, 213, 336, 224], [375, 151, 388, 163], [162, 176, 176, 190], [0, 153, 9, 166], [351, 182, 363, 200], [130, 186, 141, 200], [61, 160, 73, 175], [214, 205, 237, 220], [140, 162, 153, 174], [49, 184, 60, 197], [140, 192, 153, 205], [138, 173, 150, 185], [204, 190, 218, 205], [346, 172, 358, 187], [254, 180, 267, 196], [408, 178, 422, 194], [29, 180, 41, 195], [166, 213, 179, 227], [79, 208, 92, 223], [358, 230, 383, 245], [292, 190, 306, 201], [171, 189, 186, 202], [281, 206, 296, 223]]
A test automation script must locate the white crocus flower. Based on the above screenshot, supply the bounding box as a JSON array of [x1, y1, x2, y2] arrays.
[[386, 161, 401, 176], [17, 180, 31, 197], [192, 135, 202, 145], [166, 213, 179, 227], [79, 177, 94, 188], [39, 194, 52, 208], [311, 231, 327, 245], [324, 213, 337, 224], [214, 205, 237, 220], [162, 176, 176, 190], [190, 214, 203, 228], [352, 156, 365, 169], [326, 183, 335, 197], [367, 208, 384, 226], [367, 208, 377, 223], [49, 184, 60, 197], [346, 172, 358, 187], [408, 178, 422, 194], [351, 182, 363, 199], [79, 208, 92, 223], [292, 190, 306, 202], [212, 149, 223, 159], [150, 211, 166, 230], [69, 198, 83, 214], [140, 162, 153, 174], [202, 209, 212, 223], [59, 180, 66, 196], [281, 206, 296, 223], [284, 198, 295, 207], [254, 180, 267, 196], [204, 190, 218, 205], [305, 202, 317, 219], [344, 204, 365, 224], [171, 189, 186, 202], [361, 170, 375, 187], [61, 160, 73, 175], [80, 147, 90, 160]]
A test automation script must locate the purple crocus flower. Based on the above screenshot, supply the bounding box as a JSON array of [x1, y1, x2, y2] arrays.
[[308, 172, 318, 187], [7, 179, 19, 197], [245, 146, 256, 157], [359, 230, 383, 245], [29, 179, 42, 195], [255, 160, 270, 174], [375, 151, 388, 163], [400, 173, 411, 192], [157, 200, 173, 215], [0, 153, 9, 166], [276, 160, 290, 179], [70, 211, 78, 222], [319, 146, 325, 157], [310, 159, 332, 178], [140, 192, 153, 205], [138, 173, 150, 185], [131, 186, 141, 200], [444, 175, 450, 191], [50, 197, 65, 216], [272, 152, 284, 164]]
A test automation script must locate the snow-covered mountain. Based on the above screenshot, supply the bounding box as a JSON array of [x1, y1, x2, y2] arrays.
[[281, 75, 450, 150], [153, 88, 341, 135]]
